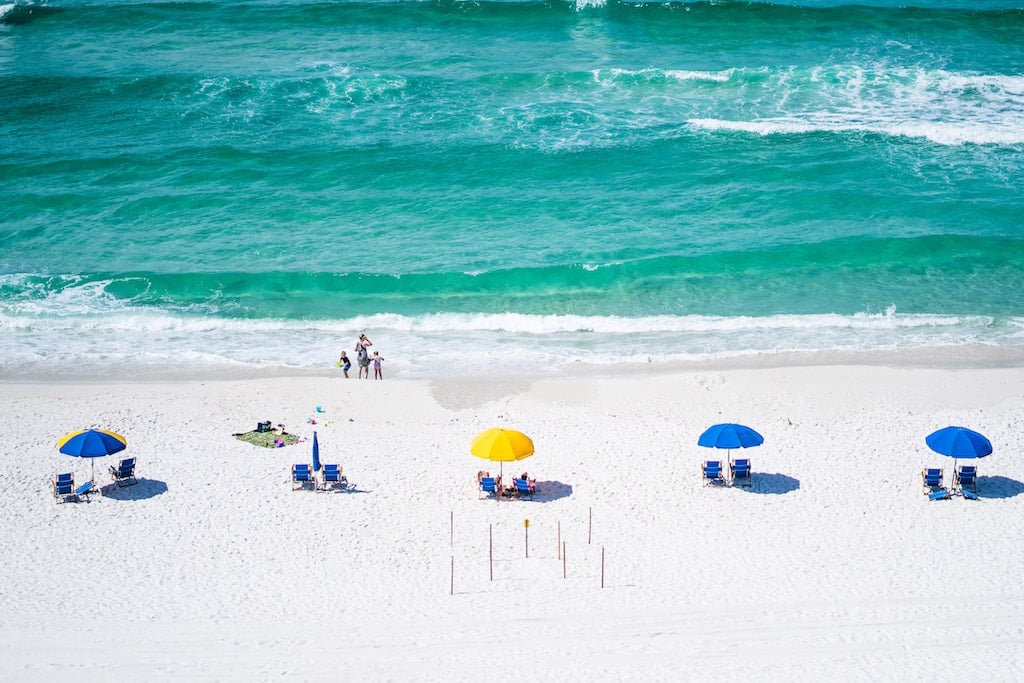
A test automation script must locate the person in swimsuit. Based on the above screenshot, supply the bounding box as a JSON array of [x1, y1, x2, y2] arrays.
[[356, 333, 372, 379], [339, 350, 351, 378], [372, 351, 384, 380]]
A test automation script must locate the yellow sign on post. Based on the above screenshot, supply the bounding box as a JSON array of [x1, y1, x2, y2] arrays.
[[524, 519, 530, 558], [524, 519, 530, 528]]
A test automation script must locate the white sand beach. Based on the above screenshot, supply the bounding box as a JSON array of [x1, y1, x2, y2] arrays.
[[3, 363, 1024, 681]]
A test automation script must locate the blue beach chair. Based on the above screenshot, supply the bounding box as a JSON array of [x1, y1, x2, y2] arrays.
[[74, 480, 95, 500], [109, 457, 137, 487], [479, 476, 499, 500], [513, 478, 535, 500], [702, 460, 726, 487], [320, 464, 347, 491], [730, 458, 752, 487], [52, 473, 75, 503], [53, 473, 94, 503], [921, 468, 950, 500], [953, 465, 977, 494], [292, 464, 314, 491]]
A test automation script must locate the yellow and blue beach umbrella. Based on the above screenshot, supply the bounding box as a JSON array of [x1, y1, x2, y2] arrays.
[[58, 428, 127, 481]]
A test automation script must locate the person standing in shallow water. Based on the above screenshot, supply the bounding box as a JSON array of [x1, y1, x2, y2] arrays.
[[338, 350, 351, 378], [356, 333, 372, 379], [372, 351, 384, 380]]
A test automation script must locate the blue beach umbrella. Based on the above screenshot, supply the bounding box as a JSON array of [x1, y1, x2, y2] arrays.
[[925, 426, 992, 459], [698, 423, 763, 478], [58, 428, 127, 482], [698, 423, 764, 450], [312, 431, 321, 473], [926, 425, 992, 482]]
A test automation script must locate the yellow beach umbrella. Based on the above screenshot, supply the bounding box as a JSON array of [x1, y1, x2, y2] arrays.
[[470, 427, 534, 477]]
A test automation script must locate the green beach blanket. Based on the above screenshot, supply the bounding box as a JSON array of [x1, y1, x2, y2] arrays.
[[233, 430, 299, 448]]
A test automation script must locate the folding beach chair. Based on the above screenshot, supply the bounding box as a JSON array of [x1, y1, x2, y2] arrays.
[[702, 460, 726, 487], [730, 458, 752, 487], [74, 480, 95, 500], [109, 457, 138, 487], [320, 464, 347, 491], [513, 478, 535, 500], [53, 473, 94, 503], [52, 473, 75, 503], [292, 464, 314, 491], [921, 468, 950, 500], [479, 476, 499, 500], [953, 465, 977, 494]]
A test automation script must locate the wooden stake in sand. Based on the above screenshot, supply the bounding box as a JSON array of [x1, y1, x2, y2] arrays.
[[524, 519, 530, 558], [562, 541, 567, 579]]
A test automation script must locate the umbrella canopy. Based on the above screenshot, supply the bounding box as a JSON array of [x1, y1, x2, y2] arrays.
[[926, 426, 992, 459], [698, 423, 764, 450], [58, 428, 127, 481], [471, 427, 534, 476], [58, 429, 127, 457], [312, 431, 321, 472]]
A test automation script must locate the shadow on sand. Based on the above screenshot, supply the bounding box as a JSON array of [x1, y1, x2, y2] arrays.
[[974, 475, 1024, 499], [321, 483, 368, 494], [745, 472, 800, 495], [100, 478, 168, 501], [532, 480, 573, 502]]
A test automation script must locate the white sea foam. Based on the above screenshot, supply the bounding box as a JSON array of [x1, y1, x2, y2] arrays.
[[598, 67, 732, 84], [664, 69, 733, 83], [1, 306, 1021, 379], [690, 66, 1024, 146], [689, 116, 1024, 145], [3, 276, 1020, 378]]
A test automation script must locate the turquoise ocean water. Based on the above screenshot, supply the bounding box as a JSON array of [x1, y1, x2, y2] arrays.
[[2, 0, 1023, 378]]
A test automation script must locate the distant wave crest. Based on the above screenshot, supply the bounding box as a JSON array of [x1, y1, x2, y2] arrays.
[[689, 67, 1024, 146]]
